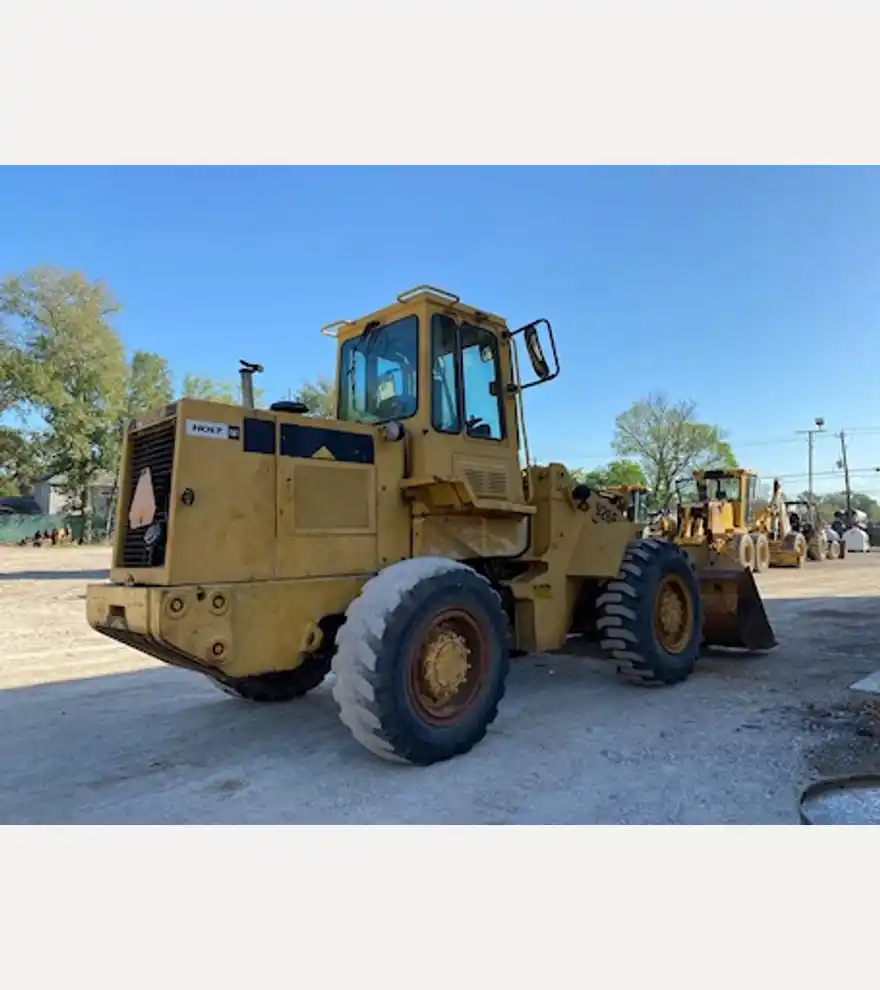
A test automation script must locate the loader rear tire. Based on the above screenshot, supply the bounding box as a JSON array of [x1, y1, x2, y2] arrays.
[[331, 558, 510, 766], [752, 532, 770, 573], [596, 538, 703, 687], [210, 651, 332, 703]]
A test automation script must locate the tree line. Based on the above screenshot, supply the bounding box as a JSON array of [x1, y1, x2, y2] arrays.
[[0, 267, 333, 517], [2, 266, 876, 524]]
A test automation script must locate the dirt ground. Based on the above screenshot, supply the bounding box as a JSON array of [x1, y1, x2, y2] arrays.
[[2, 544, 879, 824]]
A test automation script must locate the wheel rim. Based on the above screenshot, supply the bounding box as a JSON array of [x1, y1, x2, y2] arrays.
[[406, 607, 491, 724], [653, 574, 694, 655]]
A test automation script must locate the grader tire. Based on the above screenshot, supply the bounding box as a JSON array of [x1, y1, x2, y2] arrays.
[[596, 538, 703, 687], [752, 532, 771, 573], [211, 651, 333, 702], [331, 557, 510, 765], [783, 531, 808, 568], [729, 532, 756, 571]]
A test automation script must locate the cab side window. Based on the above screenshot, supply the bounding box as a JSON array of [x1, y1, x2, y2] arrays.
[[461, 322, 504, 440], [431, 314, 460, 434]]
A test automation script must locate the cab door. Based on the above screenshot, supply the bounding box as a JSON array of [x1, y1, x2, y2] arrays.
[[409, 310, 529, 559]]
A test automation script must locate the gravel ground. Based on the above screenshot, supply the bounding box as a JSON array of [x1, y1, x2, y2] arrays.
[[1, 545, 879, 825]]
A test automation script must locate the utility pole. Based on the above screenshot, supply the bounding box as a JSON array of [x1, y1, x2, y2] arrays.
[[837, 431, 852, 525], [795, 417, 825, 498]]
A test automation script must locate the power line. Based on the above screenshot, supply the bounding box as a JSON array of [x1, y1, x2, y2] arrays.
[[560, 426, 880, 465], [767, 468, 880, 480]]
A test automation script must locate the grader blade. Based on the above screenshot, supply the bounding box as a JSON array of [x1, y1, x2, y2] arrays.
[[699, 568, 777, 651]]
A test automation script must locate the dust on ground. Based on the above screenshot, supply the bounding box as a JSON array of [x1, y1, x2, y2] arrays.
[[1, 545, 879, 824]]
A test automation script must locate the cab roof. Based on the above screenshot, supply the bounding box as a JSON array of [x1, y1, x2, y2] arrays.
[[320, 285, 508, 345]]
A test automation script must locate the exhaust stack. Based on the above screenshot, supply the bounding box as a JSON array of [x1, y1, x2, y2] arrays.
[[239, 360, 264, 409]]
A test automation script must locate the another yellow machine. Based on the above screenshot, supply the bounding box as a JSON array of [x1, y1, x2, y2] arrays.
[[599, 484, 649, 527], [754, 481, 808, 568], [672, 468, 760, 569], [86, 286, 776, 766], [673, 468, 806, 571]]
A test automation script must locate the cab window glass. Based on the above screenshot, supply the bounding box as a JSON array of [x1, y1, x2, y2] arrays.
[[461, 323, 504, 440], [431, 314, 460, 433], [337, 316, 419, 424]]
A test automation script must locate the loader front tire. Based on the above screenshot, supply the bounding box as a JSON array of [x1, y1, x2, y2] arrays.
[[331, 558, 510, 766], [596, 538, 703, 687]]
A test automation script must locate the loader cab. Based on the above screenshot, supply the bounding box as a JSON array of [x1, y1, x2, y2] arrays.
[[329, 286, 559, 518]]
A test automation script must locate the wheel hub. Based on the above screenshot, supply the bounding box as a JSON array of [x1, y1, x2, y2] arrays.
[[653, 575, 693, 654], [659, 589, 684, 637], [421, 628, 471, 705]]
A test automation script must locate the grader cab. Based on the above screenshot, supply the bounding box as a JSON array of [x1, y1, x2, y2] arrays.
[[86, 286, 776, 766], [674, 469, 763, 569]]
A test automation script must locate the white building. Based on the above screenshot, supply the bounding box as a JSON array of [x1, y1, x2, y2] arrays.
[[32, 472, 115, 517]]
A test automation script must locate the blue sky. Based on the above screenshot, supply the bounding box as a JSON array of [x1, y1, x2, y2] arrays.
[[2, 166, 879, 495]]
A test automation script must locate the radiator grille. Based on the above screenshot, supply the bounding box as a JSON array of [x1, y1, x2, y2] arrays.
[[464, 467, 508, 500], [121, 419, 177, 568]]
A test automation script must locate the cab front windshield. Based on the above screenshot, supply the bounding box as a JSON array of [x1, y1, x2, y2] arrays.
[[337, 315, 419, 424], [697, 476, 742, 501]]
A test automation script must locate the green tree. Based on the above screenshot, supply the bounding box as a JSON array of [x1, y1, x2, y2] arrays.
[[571, 458, 647, 490], [181, 373, 264, 407], [0, 267, 128, 537], [612, 392, 737, 508], [127, 351, 173, 417], [0, 426, 51, 496], [182, 374, 237, 403], [801, 489, 880, 521], [292, 377, 336, 418]]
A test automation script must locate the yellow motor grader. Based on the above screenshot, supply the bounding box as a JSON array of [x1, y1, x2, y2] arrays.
[[672, 468, 806, 571], [86, 286, 776, 766]]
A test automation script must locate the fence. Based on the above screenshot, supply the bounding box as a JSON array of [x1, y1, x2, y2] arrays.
[[0, 512, 111, 545]]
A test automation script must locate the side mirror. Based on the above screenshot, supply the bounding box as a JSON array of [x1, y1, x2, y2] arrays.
[[509, 317, 559, 390], [523, 324, 550, 379]]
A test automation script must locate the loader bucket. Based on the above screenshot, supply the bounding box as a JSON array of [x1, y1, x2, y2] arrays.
[[698, 567, 777, 651]]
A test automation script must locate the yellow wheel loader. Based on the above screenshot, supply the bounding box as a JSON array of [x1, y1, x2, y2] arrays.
[[86, 286, 776, 766]]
